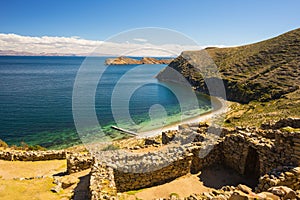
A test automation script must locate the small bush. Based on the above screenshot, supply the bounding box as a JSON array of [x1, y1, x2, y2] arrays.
[[0, 139, 8, 148], [20, 141, 29, 150], [27, 145, 47, 151], [9, 142, 47, 151], [102, 144, 120, 151], [10, 145, 18, 150], [170, 193, 180, 198]]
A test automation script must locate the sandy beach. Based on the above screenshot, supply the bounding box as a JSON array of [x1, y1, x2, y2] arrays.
[[137, 97, 228, 138]]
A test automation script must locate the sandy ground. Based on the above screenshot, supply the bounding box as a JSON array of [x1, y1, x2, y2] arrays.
[[137, 97, 228, 138], [0, 160, 66, 200], [121, 165, 257, 200], [0, 177, 61, 200], [121, 174, 211, 200], [198, 165, 258, 189], [0, 159, 91, 200], [0, 159, 66, 179]]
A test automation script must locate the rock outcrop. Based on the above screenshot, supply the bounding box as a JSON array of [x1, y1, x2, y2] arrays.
[[105, 56, 141, 65], [105, 56, 173, 65]]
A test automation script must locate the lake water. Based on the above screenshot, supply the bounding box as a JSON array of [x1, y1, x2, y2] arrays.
[[0, 56, 211, 149]]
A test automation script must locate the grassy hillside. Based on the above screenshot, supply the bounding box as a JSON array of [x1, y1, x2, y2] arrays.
[[157, 28, 300, 103], [224, 89, 300, 127]]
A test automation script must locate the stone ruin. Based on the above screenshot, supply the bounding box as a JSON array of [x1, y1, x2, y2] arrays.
[[85, 118, 300, 199], [0, 118, 299, 199]]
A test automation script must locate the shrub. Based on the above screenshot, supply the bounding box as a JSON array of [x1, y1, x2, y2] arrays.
[[20, 141, 29, 150], [0, 139, 8, 148], [170, 193, 180, 198], [102, 144, 120, 151], [9, 142, 47, 151], [27, 145, 47, 151]]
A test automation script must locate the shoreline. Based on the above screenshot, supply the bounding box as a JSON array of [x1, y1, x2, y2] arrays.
[[136, 96, 228, 138]]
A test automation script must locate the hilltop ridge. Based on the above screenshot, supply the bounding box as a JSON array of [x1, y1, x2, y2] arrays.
[[157, 28, 300, 103]]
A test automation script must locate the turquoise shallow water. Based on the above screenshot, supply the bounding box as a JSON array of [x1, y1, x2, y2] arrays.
[[0, 56, 211, 149]]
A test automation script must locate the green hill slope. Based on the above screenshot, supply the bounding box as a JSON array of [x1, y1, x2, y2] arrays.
[[157, 28, 300, 103]]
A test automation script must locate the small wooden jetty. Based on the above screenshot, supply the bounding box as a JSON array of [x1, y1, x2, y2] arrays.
[[111, 126, 138, 136]]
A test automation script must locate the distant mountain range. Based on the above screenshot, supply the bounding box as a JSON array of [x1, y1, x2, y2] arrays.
[[0, 50, 119, 57]]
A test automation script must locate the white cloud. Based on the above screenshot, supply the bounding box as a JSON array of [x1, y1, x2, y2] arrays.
[[133, 38, 148, 43], [0, 33, 227, 57], [0, 33, 103, 55]]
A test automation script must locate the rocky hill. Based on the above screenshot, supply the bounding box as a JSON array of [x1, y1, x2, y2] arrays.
[[105, 56, 172, 65], [156, 28, 300, 103]]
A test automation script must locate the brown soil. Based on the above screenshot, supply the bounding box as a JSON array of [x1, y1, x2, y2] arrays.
[[0, 159, 91, 200], [0, 159, 66, 179], [121, 164, 257, 200], [198, 165, 258, 189], [121, 174, 211, 200]]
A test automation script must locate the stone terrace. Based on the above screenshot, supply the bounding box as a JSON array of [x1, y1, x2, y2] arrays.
[[88, 118, 300, 199], [1, 118, 299, 199]]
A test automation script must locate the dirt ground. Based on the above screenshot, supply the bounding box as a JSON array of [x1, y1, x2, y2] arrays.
[[0, 159, 66, 179], [0, 159, 90, 200], [121, 164, 257, 200], [198, 165, 258, 189], [0, 159, 257, 200], [121, 174, 211, 200]]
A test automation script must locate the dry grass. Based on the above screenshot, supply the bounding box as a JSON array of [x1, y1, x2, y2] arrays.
[[0, 160, 92, 200], [0, 177, 61, 200], [224, 89, 300, 127], [0, 160, 66, 180], [160, 28, 300, 103]]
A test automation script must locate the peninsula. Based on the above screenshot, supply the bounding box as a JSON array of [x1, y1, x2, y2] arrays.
[[105, 56, 173, 65]]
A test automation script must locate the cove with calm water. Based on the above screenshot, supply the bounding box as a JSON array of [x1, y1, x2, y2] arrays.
[[0, 56, 212, 149]]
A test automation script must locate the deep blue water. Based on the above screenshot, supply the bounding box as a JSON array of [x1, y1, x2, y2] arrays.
[[0, 56, 211, 149]]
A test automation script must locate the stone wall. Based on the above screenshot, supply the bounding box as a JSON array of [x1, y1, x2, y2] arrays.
[[261, 117, 300, 129], [66, 152, 93, 174], [0, 150, 66, 161], [257, 166, 300, 192], [190, 142, 223, 174], [293, 135, 300, 166], [89, 161, 117, 200], [221, 128, 299, 176], [274, 130, 299, 166], [113, 154, 193, 192], [87, 119, 300, 199]]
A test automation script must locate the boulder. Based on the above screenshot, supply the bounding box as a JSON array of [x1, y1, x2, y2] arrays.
[[229, 191, 249, 200], [60, 175, 79, 189], [268, 186, 297, 199], [257, 192, 281, 200], [51, 185, 62, 193], [237, 184, 252, 194]]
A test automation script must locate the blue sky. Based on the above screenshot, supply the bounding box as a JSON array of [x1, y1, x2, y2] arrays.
[[0, 0, 299, 54]]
